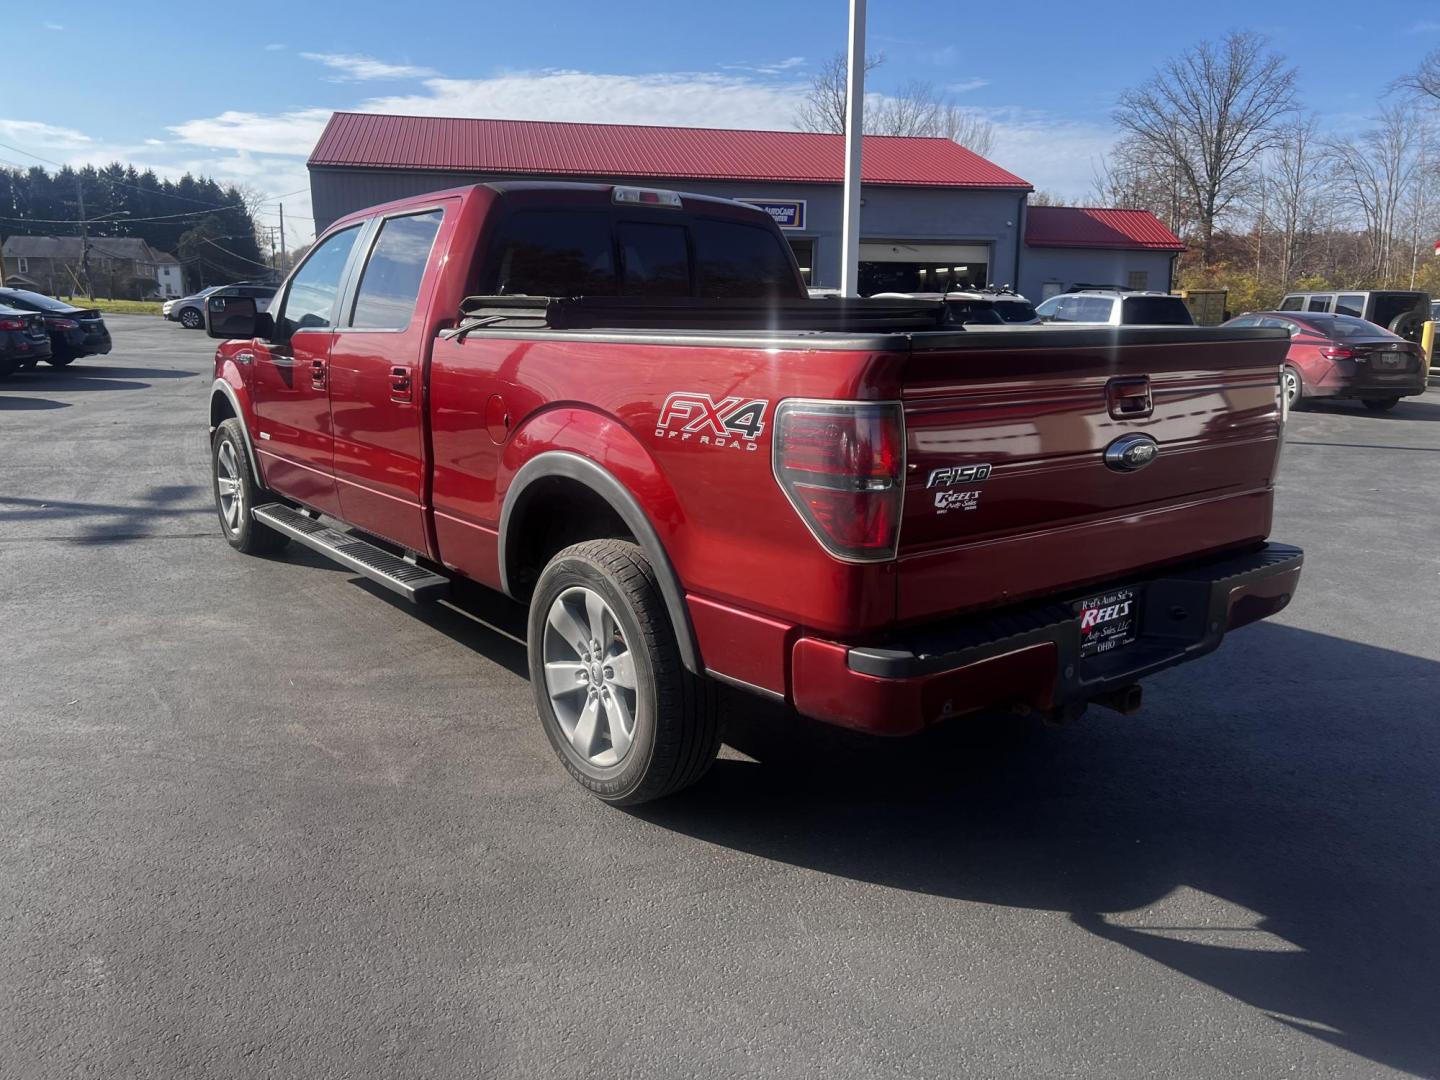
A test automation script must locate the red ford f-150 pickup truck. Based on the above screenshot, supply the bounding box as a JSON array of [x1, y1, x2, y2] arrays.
[[206, 181, 1303, 805]]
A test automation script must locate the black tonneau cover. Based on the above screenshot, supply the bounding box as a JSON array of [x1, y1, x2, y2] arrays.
[[453, 294, 948, 333]]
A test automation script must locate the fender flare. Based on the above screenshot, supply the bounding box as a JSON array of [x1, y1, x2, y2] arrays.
[[499, 451, 701, 674], [208, 378, 263, 482]]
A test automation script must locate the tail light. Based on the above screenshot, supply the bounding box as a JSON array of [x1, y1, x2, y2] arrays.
[[0, 317, 24, 331], [50, 318, 80, 330], [772, 399, 905, 561], [1321, 346, 1355, 360]]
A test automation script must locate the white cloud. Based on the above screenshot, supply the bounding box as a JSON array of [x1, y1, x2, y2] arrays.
[[982, 107, 1118, 200], [301, 52, 437, 81], [946, 78, 989, 94], [168, 108, 334, 156], [143, 137, 165, 146], [361, 69, 806, 129], [264, 43, 285, 51], [0, 118, 91, 148], [43, 21, 63, 30]]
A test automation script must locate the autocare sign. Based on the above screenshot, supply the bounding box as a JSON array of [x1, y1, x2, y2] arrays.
[[739, 199, 806, 230]]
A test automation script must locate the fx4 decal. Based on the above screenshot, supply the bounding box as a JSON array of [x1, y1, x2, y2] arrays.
[[657, 393, 769, 451]]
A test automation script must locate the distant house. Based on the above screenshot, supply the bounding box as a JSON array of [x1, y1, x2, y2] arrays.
[[0, 235, 185, 299]]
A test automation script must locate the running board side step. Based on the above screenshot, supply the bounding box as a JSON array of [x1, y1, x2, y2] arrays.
[[252, 502, 450, 602]]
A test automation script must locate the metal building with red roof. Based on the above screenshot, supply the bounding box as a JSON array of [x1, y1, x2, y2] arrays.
[[305, 111, 1183, 296]]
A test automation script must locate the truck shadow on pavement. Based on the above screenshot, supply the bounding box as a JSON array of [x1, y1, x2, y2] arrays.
[[0, 485, 211, 543], [0, 395, 71, 411], [639, 622, 1440, 1077], [4, 365, 199, 393]]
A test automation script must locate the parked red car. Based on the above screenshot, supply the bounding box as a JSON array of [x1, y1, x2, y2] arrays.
[[205, 182, 1302, 804], [1224, 311, 1427, 412]]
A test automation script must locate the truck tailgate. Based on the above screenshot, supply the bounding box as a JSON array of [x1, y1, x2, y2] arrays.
[[896, 328, 1289, 623]]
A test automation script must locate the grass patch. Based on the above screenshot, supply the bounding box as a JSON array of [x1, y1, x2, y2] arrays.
[[55, 296, 164, 316]]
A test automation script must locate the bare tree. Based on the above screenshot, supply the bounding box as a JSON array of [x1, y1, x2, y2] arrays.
[[1267, 116, 1328, 285], [1114, 30, 1297, 265], [1397, 49, 1440, 104], [795, 54, 996, 155], [1326, 107, 1426, 283], [1091, 137, 1191, 235], [795, 51, 885, 135], [936, 105, 996, 158]]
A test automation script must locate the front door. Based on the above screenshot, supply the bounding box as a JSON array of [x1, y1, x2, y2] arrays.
[[328, 205, 449, 554], [249, 223, 366, 515]]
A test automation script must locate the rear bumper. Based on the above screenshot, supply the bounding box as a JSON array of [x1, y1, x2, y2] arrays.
[[790, 543, 1303, 735], [1310, 359, 1426, 398]]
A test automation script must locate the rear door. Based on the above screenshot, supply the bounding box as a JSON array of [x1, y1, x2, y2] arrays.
[[895, 328, 1288, 623], [328, 204, 449, 553], [248, 223, 366, 515]]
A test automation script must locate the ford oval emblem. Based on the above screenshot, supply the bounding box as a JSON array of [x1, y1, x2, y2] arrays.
[[1104, 433, 1160, 472]]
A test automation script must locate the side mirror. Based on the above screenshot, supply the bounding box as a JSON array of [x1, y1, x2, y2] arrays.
[[1289, 325, 1302, 337], [206, 295, 266, 339]]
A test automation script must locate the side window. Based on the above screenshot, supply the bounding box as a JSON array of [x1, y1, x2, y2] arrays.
[[1074, 296, 1116, 322], [277, 224, 363, 337], [617, 222, 690, 296], [350, 210, 444, 329], [489, 209, 616, 296], [1306, 295, 1332, 313], [1034, 295, 1062, 319], [1260, 317, 1294, 331], [1279, 295, 1304, 311], [1335, 294, 1364, 317], [1227, 315, 1258, 327]]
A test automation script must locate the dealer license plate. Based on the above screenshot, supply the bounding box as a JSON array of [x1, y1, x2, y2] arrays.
[[1075, 587, 1139, 659]]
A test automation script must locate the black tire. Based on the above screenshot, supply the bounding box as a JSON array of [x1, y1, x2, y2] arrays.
[[44, 347, 77, 367], [1282, 365, 1304, 409], [528, 539, 720, 806], [1361, 396, 1401, 412], [179, 307, 203, 330], [211, 417, 288, 555], [1387, 312, 1423, 342]]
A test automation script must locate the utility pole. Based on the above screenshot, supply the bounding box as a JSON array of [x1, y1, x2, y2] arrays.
[[278, 203, 287, 275], [76, 176, 92, 300], [839, 0, 866, 297]]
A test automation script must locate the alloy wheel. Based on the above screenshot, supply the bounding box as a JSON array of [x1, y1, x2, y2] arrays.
[[1282, 368, 1301, 407], [542, 585, 639, 768], [215, 439, 244, 534]]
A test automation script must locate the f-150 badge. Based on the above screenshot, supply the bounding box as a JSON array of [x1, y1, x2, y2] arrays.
[[928, 463, 992, 487], [657, 392, 768, 451]]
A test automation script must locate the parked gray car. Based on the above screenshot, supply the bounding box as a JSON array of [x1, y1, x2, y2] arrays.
[[166, 284, 274, 329]]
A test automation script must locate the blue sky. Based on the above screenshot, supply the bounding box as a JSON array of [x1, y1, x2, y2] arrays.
[[3, 0, 1436, 241]]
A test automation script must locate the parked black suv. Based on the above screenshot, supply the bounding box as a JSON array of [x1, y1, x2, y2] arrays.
[[0, 304, 54, 377], [0, 288, 111, 366]]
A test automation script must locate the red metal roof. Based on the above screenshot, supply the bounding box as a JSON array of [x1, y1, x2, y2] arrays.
[[308, 112, 1032, 190], [1025, 206, 1184, 251]]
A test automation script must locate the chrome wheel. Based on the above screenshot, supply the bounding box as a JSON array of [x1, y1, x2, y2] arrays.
[[215, 438, 244, 534], [1282, 368, 1301, 407], [542, 585, 639, 768]]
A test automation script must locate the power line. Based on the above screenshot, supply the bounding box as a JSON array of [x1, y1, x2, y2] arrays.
[[201, 236, 275, 269]]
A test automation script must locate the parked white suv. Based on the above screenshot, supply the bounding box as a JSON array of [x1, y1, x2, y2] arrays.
[[1035, 289, 1194, 327], [871, 288, 1040, 326]]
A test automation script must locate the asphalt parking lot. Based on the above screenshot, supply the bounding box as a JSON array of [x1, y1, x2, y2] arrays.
[[2, 315, 1438, 1079]]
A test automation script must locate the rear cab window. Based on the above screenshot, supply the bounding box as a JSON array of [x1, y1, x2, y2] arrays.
[[1279, 295, 1305, 311], [1335, 294, 1365, 317], [482, 199, 802, 299], [1306, 296, 1333, 313]]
